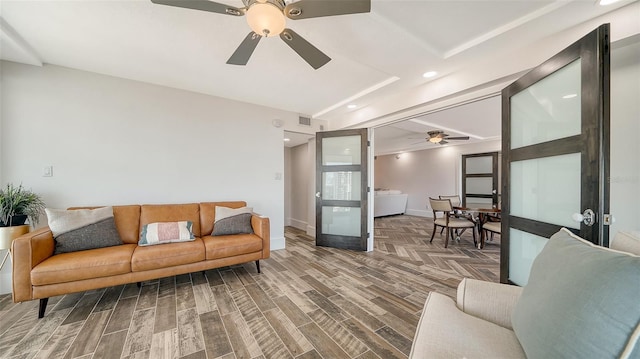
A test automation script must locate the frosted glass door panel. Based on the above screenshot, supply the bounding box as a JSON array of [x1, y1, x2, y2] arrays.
[[322, 172, 361, 200], [511, 153, 581, 228], [509, 229, 548, 286], [511, 60, 581, 149], [466, 178, 493, 195], [466, 157, 492, 174], [322, 136, 361, 165], [466, 198, 493, 205], [322, 207, 361, 236]]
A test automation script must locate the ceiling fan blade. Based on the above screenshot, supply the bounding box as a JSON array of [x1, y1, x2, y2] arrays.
[[150, 0, 245, 16], [280, 29, 331, 69], [284, 0, 370, 20], [439, 140, 449, 145], [227, 32, 261, 65], [445, 136, 470, 140]]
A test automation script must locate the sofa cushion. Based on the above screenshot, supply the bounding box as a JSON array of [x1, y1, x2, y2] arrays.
[[203, 234, 262, 260], [139, 221, 195, 246], [54, 217, 123, 254], [410, 291, 525, 358], [131, 237, 205, 272], [46, 206, 114, 237], [512, 228, 640, 359], [112, 205, 141, 244], [213, 206, 253, 236], [32, 244, 136, 285]]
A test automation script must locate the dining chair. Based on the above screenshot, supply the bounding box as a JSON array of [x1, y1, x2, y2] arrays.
[[438, 195, 461, 207], [439, 194, 473, 232], [483, 218, 501, 242], [429, 197, 477, 248]]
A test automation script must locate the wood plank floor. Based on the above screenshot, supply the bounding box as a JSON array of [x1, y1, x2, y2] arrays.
[[0, 215, 500, 359]]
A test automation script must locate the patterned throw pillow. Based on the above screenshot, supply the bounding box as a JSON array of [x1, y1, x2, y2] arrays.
[[54, 217, 123, 254], [212, 206, 254, 236], [139, 221, 195, 246], [46, 206, 114, 237]]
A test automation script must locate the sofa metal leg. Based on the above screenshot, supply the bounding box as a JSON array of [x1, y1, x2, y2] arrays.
[[39, 298, 49, 318], [255, 260, 261, 273], [136, 282, 141, 288]]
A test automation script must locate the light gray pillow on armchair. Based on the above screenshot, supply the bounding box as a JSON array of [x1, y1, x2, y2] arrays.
[[511, 228, 640, 359]]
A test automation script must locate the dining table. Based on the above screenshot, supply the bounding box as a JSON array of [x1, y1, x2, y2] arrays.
[[453, 203, 501, 249]]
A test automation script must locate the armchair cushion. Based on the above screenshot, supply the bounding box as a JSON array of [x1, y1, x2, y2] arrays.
[[410, 291, 525, 358], [456, 278, 522, 330], [512, 228, 640, 359]]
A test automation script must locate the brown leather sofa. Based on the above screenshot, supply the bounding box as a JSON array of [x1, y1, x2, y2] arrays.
[[11, 202, 270, 318]]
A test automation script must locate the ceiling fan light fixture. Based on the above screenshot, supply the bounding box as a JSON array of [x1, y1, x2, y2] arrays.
[[429, 137, 442, 143], [288, 7, 302, 17], [246, 2, 286, 37]]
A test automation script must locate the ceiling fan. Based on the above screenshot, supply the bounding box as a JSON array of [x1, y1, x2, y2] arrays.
[[151, 0, 371, 69], [424, 130, 470, 145]]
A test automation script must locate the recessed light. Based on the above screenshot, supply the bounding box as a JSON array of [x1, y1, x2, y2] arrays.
[[422, 71, 438, 78], [347, 104, 357, 109], [284, 138, 291, 142], [562, 94, 578, 99], [599, 0, 621, 5]]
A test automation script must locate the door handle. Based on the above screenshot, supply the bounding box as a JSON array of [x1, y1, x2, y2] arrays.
[[492, 189, 497, 194], [572, 209, 595, 226], [315, 192, 321, 198]]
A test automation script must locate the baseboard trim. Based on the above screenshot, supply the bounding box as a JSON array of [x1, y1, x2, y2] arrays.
[[0, 272, 12, 295], [270, 236, 285, 250], [306, 225, 315, 238], [405, 209, 433, 218], [289, 218, 307, 231]]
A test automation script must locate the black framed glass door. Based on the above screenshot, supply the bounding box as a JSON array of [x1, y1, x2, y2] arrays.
[[315, 128, 369, 251], [501, 24, 610, 285]]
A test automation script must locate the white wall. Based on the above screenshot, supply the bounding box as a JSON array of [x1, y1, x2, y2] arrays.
[[285, 138, 317, 238], [374, 140, 501, 217], [610, 38, 640, 239], [0, 61, 294, 293], [287, 143, 310, 231], [284, 146, 292, 227], [306, 138, 316, 237]]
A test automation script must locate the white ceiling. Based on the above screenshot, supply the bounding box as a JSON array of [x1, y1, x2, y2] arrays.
[[284, 130, 314, 147], [1, 0, 638, 155], [374, 95, 502, 155]]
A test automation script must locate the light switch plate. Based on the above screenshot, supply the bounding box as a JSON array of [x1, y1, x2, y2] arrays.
[[43, 166, 53, 177]]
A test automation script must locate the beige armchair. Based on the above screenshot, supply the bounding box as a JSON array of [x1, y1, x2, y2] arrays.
[[409, 230, 640, 358]]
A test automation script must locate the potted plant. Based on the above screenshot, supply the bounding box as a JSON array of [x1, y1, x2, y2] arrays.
[[0, 183, 46, 227]]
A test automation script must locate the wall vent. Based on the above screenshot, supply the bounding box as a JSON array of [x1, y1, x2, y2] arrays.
[[299, 116, 311, 126]]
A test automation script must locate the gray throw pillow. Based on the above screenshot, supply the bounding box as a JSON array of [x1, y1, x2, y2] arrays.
[[511, 228, 640, 359], [54, 217, 123, 254], [212, 213, 253, 236]]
